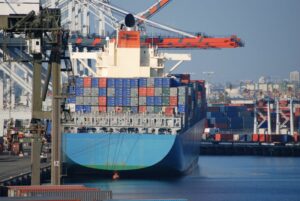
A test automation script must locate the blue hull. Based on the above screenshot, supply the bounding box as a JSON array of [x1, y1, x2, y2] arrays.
[[62, 119, 204, 174]]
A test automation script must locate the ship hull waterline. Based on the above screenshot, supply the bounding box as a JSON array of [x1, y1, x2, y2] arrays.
[[62, 119, 204, 177]]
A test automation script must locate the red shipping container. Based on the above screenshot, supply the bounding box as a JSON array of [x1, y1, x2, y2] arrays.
[[181, 79, 190, 84], [115, 107, 122, 113], [139, 106, 147, 113], [98, 97, 107, 106], [169, 96, 178, 106], [252, 134, 259, 142], [83, 77, 92, 88], [98, 78, 107, 88], [98, 106, 106, 112], [294, 134, 299, 143], [165, 106, 174, 116], [139, 88, 147, 96], [259, 134, 265, 142], [215, 133, 221, 141], [146, 87, 155, 96]]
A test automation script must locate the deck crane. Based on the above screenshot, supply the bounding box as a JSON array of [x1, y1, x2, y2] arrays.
[[69, 1, 243, 78]]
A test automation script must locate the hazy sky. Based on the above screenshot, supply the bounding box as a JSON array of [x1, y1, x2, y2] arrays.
[[111, 0, 300, 83]]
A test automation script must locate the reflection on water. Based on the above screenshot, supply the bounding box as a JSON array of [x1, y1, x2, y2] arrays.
[[65, 156, 300, 201]]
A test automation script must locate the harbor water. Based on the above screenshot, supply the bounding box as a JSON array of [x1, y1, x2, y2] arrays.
[[64, 156, 300, 201]]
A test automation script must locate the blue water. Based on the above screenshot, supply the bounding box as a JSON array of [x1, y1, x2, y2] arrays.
[[65, 156, 300, 201]]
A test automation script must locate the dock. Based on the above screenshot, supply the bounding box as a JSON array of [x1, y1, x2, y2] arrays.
[[200, 141, 300, 156], [0, 153, 50, 186]]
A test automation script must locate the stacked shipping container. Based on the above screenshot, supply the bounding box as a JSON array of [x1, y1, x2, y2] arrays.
[[66, 76, 206, 120]]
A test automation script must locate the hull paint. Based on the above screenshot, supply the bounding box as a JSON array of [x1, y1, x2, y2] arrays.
[[62, 119, 204, 174]]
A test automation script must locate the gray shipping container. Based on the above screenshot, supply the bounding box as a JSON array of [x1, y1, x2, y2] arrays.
[[76, 97, 84, 105], [170, 87, 178, 96], [147, 106, 154, 113], [155, 88, 162, 96], [123, 107, 131, 113], [130, 88, 138, 97], [139, 97, 146, 105], [131, 97, 139, 106], [91, 88, 99, 96], [107, 88, 115, 96], [178, 86, 187, 96], [147, 77, 155, 87], [91, 97, 99, 105], [107, 107, 115, 113], [83, 88, 92, 96], [178, 96, 187, 104], [91, 106, 99, 113], [83, 97, 92, 105]]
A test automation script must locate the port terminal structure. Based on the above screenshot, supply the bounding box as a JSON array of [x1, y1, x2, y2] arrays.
[[254, 99, 298, 135], [0, 0, 243, 185]]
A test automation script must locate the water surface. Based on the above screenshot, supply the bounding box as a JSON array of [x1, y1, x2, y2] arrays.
[[65, 156, 300, 201]]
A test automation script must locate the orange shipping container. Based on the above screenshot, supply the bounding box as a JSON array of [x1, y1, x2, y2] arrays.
[[98, 78, 107, 88], [169, 96, 178, 106], [215, 133, 221, 141], [139, 106, 147, 113], [259, 134, 265, 142], [252, 134, 259, 142], [83, 77, 92, 88], [98, 97, 107, 106], [139, 88, 147, 96], [146, 87, 155, 96], [165, 106, 174, 116], [98, 106, 106, 113]]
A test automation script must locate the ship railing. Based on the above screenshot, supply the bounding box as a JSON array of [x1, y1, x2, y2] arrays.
[[62, 112, 185, 135]]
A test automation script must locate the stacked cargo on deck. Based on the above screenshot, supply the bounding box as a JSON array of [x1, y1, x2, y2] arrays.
[[66, 76, 206, 126]]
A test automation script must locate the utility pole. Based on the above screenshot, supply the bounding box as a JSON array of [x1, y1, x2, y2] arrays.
[[51, 35, 62, 185]]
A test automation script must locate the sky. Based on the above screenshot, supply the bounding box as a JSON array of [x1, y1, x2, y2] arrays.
[[111, 0, 300, 83]]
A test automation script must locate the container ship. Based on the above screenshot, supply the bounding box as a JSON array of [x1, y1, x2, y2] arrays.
[[60, 3, 242, 175], [61, 18, 208, 175]]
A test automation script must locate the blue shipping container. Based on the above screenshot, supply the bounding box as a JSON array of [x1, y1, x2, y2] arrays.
[[75, 88, 84, 96], [98, 88, 107, 96], [123, 79, 131, 88], [115, 79, 123, 88], [107, 78, 116, 88], [146, 97, 155, 105], [178, 104, 186, 113], [107, 97, 116, 106], [130, 79, 139, 88], [68, 86, 76, 94], [66, 97, 76, 104], [123, 97, 131, 106], [162, 78, 170, 87], [122, 88, 131, 97], [115, 88, 123, 97], [116, 97, 123, 106], [91, 78, 99, 88], [154, 96, 162, 105], [83, 105, 91, 113], [139, 78, 147, 87], [75, 77, 83, 87], [131, 106, 138, 113], [75, 105, 84, 112], [154, 78, 163, 87]]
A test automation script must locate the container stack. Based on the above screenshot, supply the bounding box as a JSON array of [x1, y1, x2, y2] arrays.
[[66, 76, 206, 120], [206, 104, 254, 130]]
